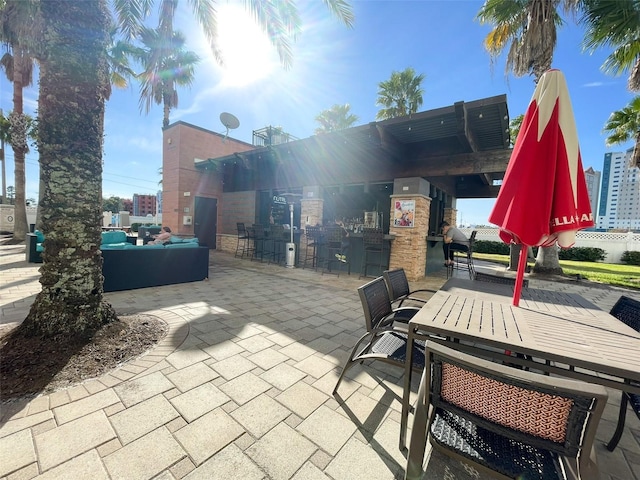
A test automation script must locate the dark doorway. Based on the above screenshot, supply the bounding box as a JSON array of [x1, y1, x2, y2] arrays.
[[195, 196, 217, 248]]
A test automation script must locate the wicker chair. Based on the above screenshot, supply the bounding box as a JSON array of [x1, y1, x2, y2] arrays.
[[333, 276, 424, 395], [405, 341, 607, 480], [474, 271, 529, 288], [382, 268, 437, 308], [606, 295, 640, 452]]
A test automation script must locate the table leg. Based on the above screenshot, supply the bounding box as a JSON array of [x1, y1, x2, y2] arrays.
[[400, 328, 416, 451]]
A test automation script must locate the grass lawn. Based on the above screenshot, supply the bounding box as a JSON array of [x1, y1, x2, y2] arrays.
[[473, 253, 640, 290]]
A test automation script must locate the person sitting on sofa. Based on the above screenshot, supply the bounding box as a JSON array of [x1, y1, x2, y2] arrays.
[[149, 226, 172, 245]]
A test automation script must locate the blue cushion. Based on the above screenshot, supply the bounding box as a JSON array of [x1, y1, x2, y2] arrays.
[[165, 242, 198, 249], [169, 235, 183, 243], [184, 237, 199, 244], [101, 231, 127, 245], [36, 244, 44, 252], [138, 243, 166, 249], [101, 242, 129, 250], [34, 230, 45, 243]]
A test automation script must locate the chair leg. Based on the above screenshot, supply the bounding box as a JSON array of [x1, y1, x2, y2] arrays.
[[606, 393, 629, 451]]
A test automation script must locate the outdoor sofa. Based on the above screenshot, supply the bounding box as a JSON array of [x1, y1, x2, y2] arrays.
[[27, 230, 209, 292]]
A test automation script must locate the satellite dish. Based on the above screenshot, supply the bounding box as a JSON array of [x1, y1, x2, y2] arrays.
[[220, 112, 240, 142]]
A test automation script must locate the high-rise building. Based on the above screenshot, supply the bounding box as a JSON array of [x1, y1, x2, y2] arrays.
[[133, 194, 157, 217], [597, 148, 640, 231], [583, 166, 600, 222]]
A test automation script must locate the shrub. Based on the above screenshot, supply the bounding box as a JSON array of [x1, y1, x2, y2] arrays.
[[474, 240, 511, 255], [621, 250, 640, 266], [558, 247, 606, 262]]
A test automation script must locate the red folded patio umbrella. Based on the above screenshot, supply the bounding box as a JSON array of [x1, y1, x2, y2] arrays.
[[489, 69, 594, 306]]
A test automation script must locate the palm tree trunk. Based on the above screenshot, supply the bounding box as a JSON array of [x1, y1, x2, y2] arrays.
[[21, 0, 117, 338], [10, 51, 29, 241], [532, 245, 563, 275]]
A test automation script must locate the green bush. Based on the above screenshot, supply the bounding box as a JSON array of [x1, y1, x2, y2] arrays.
[[621, 250, 640, 266], [474, 240, 511, 255], [558, 247, 606, 262]]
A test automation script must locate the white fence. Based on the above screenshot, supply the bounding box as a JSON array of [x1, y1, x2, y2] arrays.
[[461, 228, 640, 263]]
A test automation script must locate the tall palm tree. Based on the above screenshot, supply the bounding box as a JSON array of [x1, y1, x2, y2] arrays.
[[579, 0, 640, 165], [0, 0, 39, 241], [133, 28, 199, 127], [22, 0, 117, 337], [476, 0, 581, 275], [376, 67, 425, 120], [0, 110, 9, 202], [315, 103, 358, 134], [603, 96, 640, 158]]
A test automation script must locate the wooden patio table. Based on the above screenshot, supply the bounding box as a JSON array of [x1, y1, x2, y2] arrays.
[[399, 277, 640, 450]]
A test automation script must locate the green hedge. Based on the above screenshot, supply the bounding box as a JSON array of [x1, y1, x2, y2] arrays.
[[474, 240, 511, 255], [129, 222, 156, 233], [558, 247, 606, 262], [621, 250, 640, 266]]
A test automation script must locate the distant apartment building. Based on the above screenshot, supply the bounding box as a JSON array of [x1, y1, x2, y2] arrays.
[[597, 149, 640, 231], [133, 194, 157, 217], [584, 166, 601, 221]]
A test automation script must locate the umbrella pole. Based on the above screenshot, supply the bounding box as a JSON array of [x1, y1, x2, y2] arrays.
[[512, 245, 528, 307]]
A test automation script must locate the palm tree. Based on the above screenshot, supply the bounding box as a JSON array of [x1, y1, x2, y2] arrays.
[[476, 0, 581, 275], [579, 0, 640, 165], [315, 103, 359, 134], [0, 0, 39, 241], [376, 67, 425, 120], [603, 96, 640, 161], [0, 110, 9, 202], [133, 28, 199, 128], [22, 0, 117, 337]]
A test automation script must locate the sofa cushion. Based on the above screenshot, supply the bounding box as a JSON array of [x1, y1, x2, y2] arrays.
[[36, 244, 44, 252], [34, 230, 45, 243], [101, 242, 129, 250], [137, 243, 166, 249], [101, 230, 127, 245], [165, 242, 199, 249], [170, 235, 184, 244]]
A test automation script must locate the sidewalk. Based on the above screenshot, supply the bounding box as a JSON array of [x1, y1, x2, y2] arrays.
[[1, 243, 639, 479]]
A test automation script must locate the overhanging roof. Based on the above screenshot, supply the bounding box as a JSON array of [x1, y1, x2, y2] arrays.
[[196, 94, 512, 199]]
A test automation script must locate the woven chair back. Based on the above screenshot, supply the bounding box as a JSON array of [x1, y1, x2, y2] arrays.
[[363, 228, 384, 247], [325, 226, 344, 246], [252, 224, 265, 239], [357, 277, 394, 332], [384, 269, 410, 301], [237, 222, 247, 238]]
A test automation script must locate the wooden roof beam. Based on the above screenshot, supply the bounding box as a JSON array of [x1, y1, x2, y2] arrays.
[[455, 101, 480, 153], [399, 149, 512, 177]]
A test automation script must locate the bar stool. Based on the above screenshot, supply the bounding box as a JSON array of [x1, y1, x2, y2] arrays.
[[322, 226, 350, 276], [251, 224, 268, 262], [245, 226, 256, 259], [302, 226, 324, 270], [268, 224, 286, 265], [235, 222, 250, 258], [360, 227, 385, 279], [447, 230, 476, 279]]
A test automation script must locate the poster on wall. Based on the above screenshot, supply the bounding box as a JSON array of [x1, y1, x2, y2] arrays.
[[393, 200, 415, 228]]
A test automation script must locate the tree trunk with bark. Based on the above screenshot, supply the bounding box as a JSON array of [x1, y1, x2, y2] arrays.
[[9, 51, 29, 241], [21, 0, 117, 338], [532, 245, 563, 275]]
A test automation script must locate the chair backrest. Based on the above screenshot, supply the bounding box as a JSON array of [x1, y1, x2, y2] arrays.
[[325, 226, 344, 246], [474, 271, 529, 288], [237, 222, 247, 236], [357, 276, 394, 332], [468, 230, 478, 253], [362, 228, 384, 248], [252, 224, 265, 238], [382, 268, 410, 302], [270, 224, 285, 239], [423, 341, 607, 475], [610, 296, 640, 332], [305, 225, 323, 243]]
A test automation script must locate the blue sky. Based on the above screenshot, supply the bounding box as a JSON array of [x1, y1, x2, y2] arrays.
[[0, 0, 635, 226]]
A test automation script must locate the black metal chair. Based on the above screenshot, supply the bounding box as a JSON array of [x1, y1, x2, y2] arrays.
[[447, 230, 476, 279], [250, 224, 268, 262], [405, 341, 608, 480], [382, 268, 437, 308], [606, 295, 640, 452], [333, 276, 424, 395], [268, 224, 286, 265], [322, 226, 350, 276], [235, 222, 250, 258], [302, 225, 324, 270], [360, 227, 386, 279]]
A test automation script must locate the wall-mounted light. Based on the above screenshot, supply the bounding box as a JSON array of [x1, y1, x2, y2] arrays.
[[478, 113, 483, 119], [167, 138, 172, 144]]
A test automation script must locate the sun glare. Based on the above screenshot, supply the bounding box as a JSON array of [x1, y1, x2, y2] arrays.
[[214, 5, 279, 87]]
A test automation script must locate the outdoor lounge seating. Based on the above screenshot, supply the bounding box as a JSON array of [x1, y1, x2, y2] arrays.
[[333, 276, 424, 395], [606, 295, 640, 452], [383, 268, 437, 307], [405, 341, 608, 480]]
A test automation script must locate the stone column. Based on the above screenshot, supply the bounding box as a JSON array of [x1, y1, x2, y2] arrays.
[[443, 207, 457, 226], [388, 178, 432, 281]]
